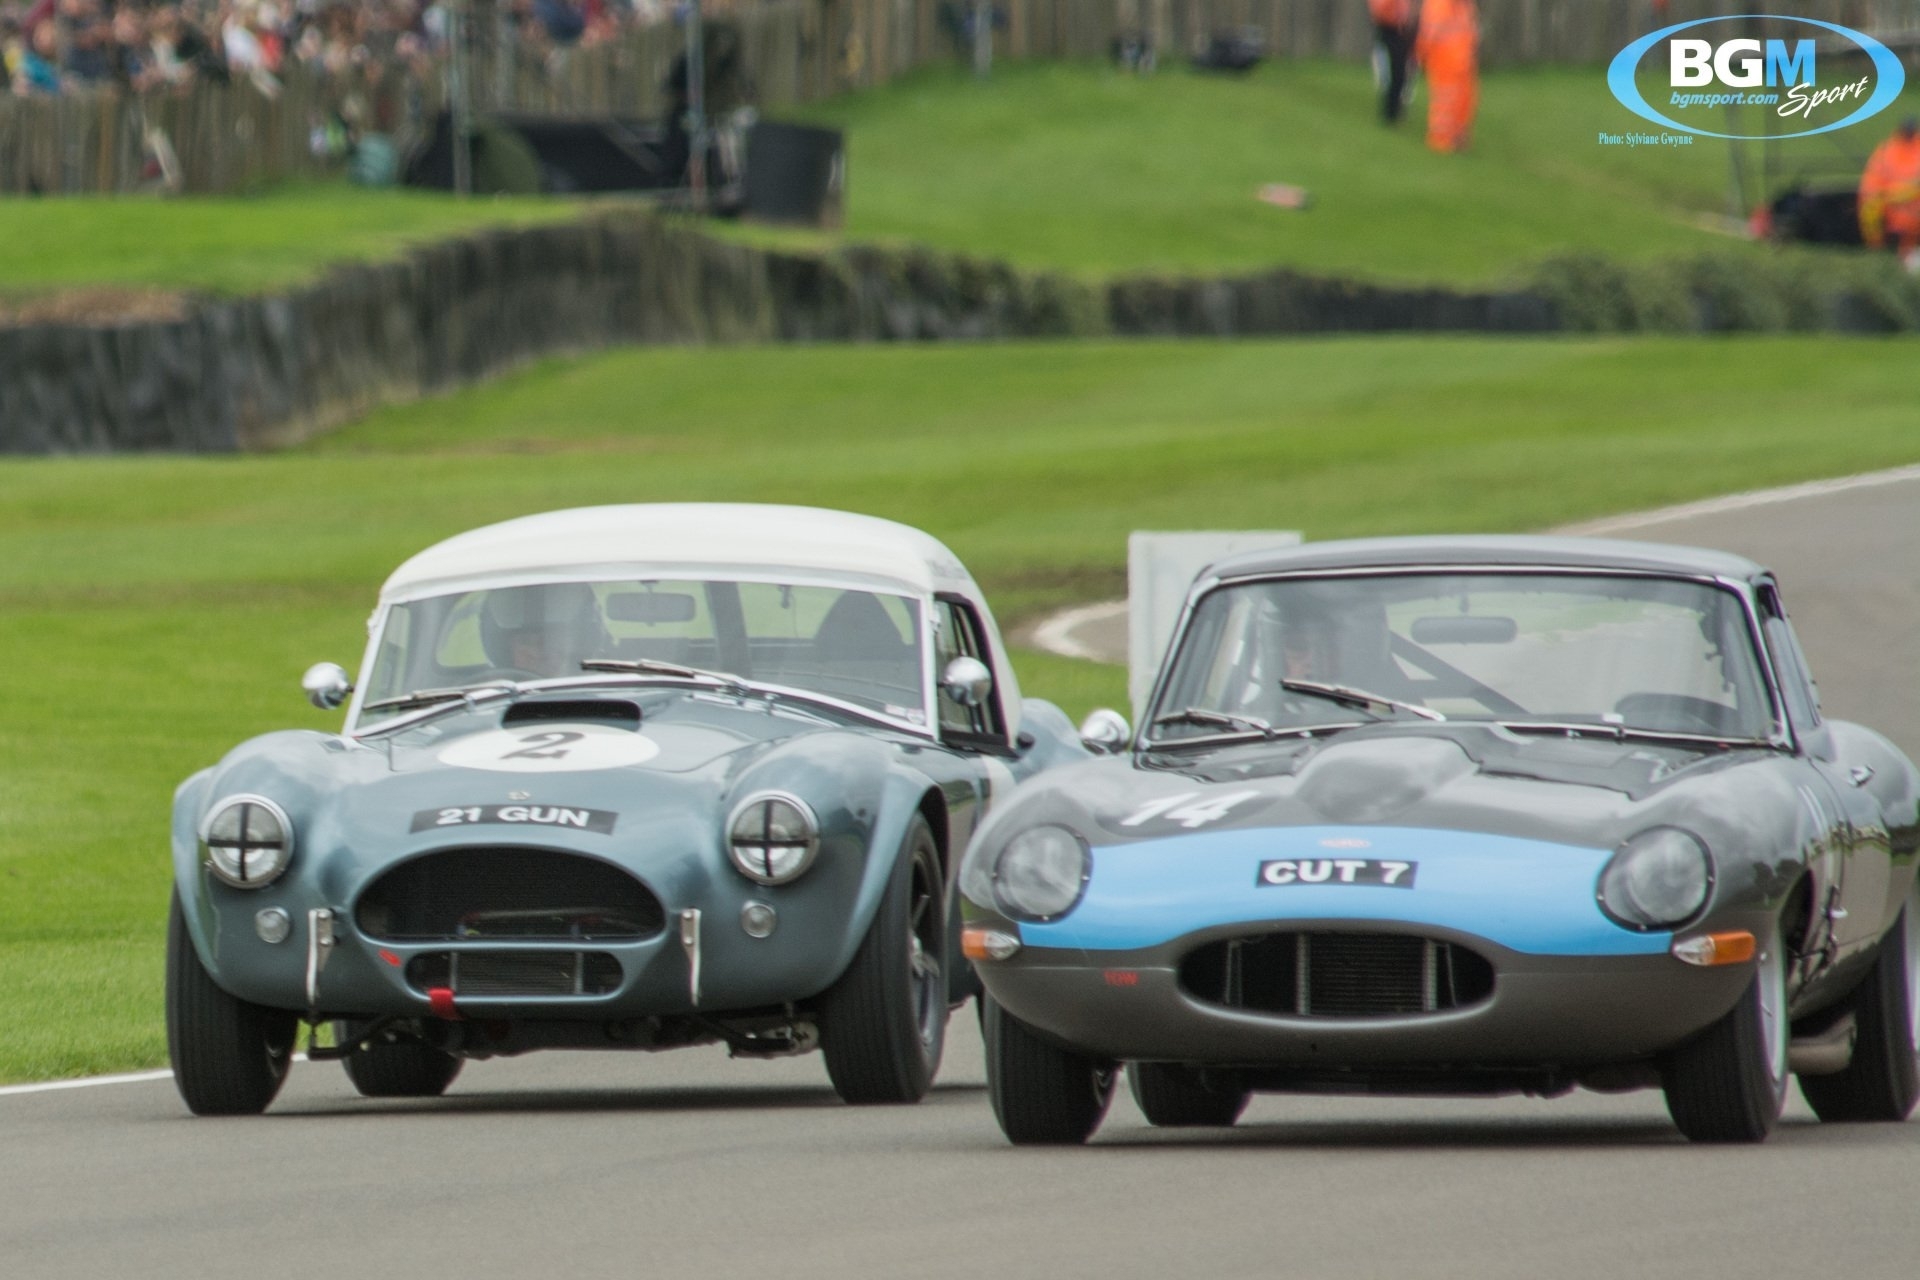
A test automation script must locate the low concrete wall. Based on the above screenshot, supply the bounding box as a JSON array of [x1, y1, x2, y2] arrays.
[[5, 210, 1915, 454]]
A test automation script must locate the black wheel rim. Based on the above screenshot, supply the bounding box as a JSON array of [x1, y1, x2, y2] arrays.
[[907, 849, 943, 1053]]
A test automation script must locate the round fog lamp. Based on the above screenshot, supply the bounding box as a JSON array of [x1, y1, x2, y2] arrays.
[[255, 907, 292, 945], [740, 902, 778, 938]]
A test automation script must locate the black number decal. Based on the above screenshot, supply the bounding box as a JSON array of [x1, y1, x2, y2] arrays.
[[500, 731, 585, 761]]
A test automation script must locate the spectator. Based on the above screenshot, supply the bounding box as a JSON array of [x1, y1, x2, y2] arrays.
[[149, 4, 230, 86], [535, 0, 584, 45], [106, 4, 149, 87], [15, 16, 61, 92]]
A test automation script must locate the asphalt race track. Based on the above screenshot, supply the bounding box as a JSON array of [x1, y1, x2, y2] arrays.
[[7, 472, 1919, 1280]]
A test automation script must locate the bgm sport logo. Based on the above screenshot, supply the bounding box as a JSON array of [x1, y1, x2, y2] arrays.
[[1608, 15, 1905, 140]]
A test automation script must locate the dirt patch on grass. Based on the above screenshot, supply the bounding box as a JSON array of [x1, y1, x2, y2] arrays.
[[0, 288, 194, 328]]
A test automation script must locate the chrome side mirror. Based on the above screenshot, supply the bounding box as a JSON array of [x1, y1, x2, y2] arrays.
[[1078, 708, 1132, 754], [302, 662, 353, 711], [939, 655, 993, 709]]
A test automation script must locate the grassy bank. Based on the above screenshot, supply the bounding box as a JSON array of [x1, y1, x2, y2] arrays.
[[726, 59, 1911, 283], [5, 333, 1920, 1082], [0, 185, 582, 298]]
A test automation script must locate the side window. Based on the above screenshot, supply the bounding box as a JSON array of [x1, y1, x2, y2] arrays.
[[1757, 585, 1820, 732], [935, 598, 1004, 743]]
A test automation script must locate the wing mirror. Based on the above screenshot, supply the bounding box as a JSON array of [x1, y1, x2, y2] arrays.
[[939, 656, 993, 709], [302, 662, 354, 711], [1078, 708, 1132, 754]]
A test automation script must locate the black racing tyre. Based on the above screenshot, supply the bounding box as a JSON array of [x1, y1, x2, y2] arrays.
[[335, 1021, 464, 1099], [1800, 883, 1920, 1123], [1128, 1061, 1250, 1128], [820, 815, 948, 1105], [984, 996, 1114, 1145], [1662, 935, 1789, 1143], [165, 890, 298, 1116]]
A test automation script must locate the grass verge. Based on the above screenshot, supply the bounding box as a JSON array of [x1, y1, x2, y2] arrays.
[[0, 184, 586, 298]]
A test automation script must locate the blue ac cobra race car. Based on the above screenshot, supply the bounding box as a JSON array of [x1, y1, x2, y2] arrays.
[[960, 536, 1920, 1144], [167, 504, 1091, 1115]]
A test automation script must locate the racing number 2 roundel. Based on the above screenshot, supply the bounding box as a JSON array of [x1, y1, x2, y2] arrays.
[[437, 724, 662, 773]]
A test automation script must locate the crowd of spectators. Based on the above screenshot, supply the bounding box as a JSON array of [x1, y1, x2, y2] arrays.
[[2, 0, 668, 97]]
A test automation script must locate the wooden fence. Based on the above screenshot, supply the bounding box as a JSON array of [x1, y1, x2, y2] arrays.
[[3, 0, 1916, 194]]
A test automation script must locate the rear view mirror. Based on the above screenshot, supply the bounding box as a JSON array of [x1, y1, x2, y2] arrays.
[[607, 592, 698, 624], [1409, 615, 1518, 645]]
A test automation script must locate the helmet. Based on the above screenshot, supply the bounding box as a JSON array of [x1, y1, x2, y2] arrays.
[[477, 583, 603, 676]]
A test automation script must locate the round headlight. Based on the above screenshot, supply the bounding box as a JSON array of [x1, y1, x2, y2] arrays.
[[993, 825, 1090, 921], [1599, 827, 1712, 930], [201, 795, 294, 889], [727, 793, 820, 885]]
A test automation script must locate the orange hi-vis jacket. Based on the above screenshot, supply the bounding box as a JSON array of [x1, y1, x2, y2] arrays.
[[1862, 134, 1920, 207], [1860, 132, 1920, 248], [1415, 0, 1478, 76], [1369, 0, 1416, 26]]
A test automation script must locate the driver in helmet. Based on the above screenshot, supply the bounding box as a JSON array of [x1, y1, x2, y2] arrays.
[[478, 583, 604, 679]]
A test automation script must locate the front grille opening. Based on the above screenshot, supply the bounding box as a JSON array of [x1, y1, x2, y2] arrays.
[[406, 950, 622, 997], [1179, 931, 1494, 1018], [357, 847, 665, 942]]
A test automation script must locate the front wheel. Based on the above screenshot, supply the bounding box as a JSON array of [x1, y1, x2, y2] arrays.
[[984, 996, 1114, 1145], [335, 1021, 464, 1099], [166, 890, 298, 1116], [819, 815, 948, 1104], [1662, 935, 1789, 1143], [1800, 881, 1920, 1122], [1128, 1062, 1250, 1128]]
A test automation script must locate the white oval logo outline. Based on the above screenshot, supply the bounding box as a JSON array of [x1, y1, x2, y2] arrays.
[[1606, 15, 1906, 140]]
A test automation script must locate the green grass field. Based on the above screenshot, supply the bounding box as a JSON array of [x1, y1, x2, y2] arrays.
[[731, 59, 1917, 283], [6, 334, 1920, 1084], [0, 185, 581, 298]]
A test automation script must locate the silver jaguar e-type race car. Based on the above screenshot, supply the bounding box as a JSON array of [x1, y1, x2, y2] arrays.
[[167, 504, 1090, 1114], [962, 536, 1920, 1144]]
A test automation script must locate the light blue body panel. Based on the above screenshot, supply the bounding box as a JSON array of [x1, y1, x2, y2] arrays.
[[1019, 826, 1669, 957]]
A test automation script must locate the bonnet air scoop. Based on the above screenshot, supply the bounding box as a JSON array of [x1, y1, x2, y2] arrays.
[[503, 700, 643, 730]]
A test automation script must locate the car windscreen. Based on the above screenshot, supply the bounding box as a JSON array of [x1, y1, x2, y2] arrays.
[[1151, 571, 1776, 741], [361, 579, 926, 724]]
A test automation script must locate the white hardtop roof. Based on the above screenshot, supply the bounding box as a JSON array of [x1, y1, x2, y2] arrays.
[[379, 504, 983, 605]]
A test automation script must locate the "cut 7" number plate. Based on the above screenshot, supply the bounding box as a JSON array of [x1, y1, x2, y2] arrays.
[[1256, 858, 1416, 888]]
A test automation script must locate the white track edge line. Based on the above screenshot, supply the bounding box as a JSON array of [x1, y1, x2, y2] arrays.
[[1028, 600, 1126, 663], [0, 1069, 175, 1096], [0, 1054, 316, 1098], [1555, 463, 1920, 535]]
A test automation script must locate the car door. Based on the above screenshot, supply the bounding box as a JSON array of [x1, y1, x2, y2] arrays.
[[1759, 582, 1891, 960]]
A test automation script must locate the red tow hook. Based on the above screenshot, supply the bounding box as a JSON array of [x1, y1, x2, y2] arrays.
[[426, 987, 464, 1021]]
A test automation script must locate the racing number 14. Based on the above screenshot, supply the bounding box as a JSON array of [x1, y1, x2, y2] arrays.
[[1121, 790, 1262, 830]]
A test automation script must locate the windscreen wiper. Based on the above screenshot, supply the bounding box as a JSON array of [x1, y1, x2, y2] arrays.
[[1150, 708, 1279, 737], [579, 657, 759, 696], [1495, 720, 1773, 750], [578, 660, 892, 729], [1281, 679, 1445, 722], [362, 683, 513, 712]]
